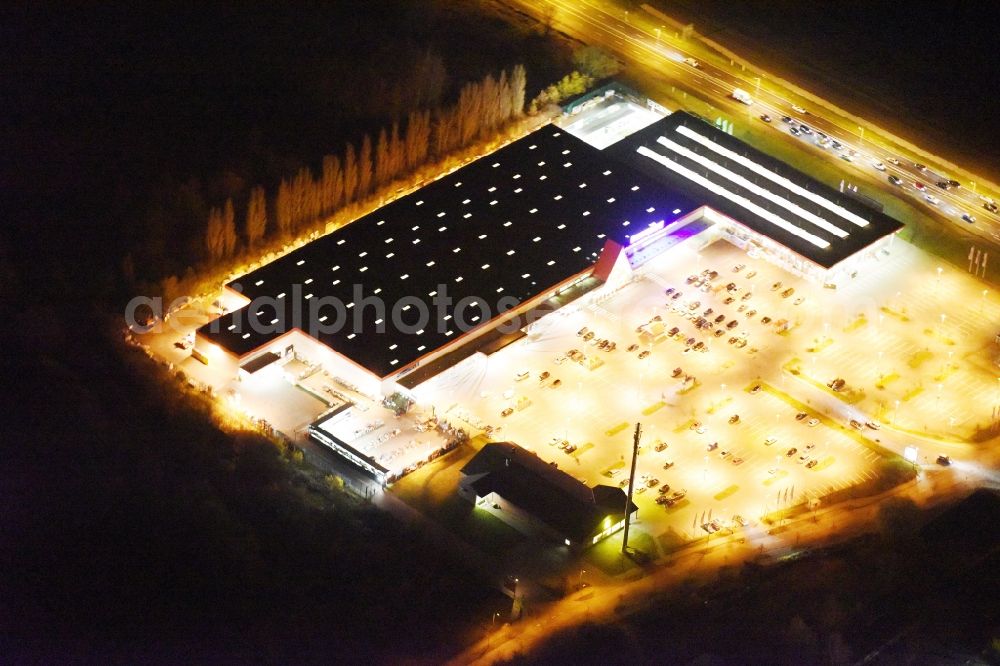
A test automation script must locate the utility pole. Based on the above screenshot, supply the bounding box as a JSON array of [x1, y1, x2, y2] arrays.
[[622, 422, 642, 554]]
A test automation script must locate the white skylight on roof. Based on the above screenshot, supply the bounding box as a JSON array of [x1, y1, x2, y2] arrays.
[[417, 345, 426, 352], [521, 273, 530, 278], [637, 144, 832, 249], [496, 287, 504, 293], [582, 211, 590, 216], [478, 233, 487, 239], [416, 200, 424, 206], [506, 249, 515, 255], [529, 144, 537, 149], [255, 279, 264, 286], [656, 134, 851, 238], [463, 213, 472, 218], [492, 162, 500, 167], [412, 225, 419, 231], [444, 314, 452, 321], [562, 149, 570, 155], [622, 221, 630, 226], [579, 182, 587, 188], [385, 237, 393, 244], [390, 359, 399, 366], [296, 259, 305, 266], [453, 247, 461, 253], [305, 293, 313, 299], [455, 276, 463, 282], [597, 233, 605, 239], [374, 318, 383, 326], [438, 226, 447, 232], [389, 344, 397, 350], [377, 220, 385, 226], [471, 315, 480, 322], [454, 181, 462, 187], [573, 246, 581, 252], [437, 211, 446, 217], [270, 318, 278, 325], [675, 124, 869, 228], [488, 186, 496, 192], [539, 175, 547, 180], [319, 315, 328, 323], [563, 162, 572, 167], [412, 238, 420, 244], [553, 194, 562, 201], [242, 333, 250, 339], [386, 252, 394, 258], [631, 185, 639, 191], [462, 198, 471, 204], [337, 239, 345, 245], [347, 333, 356, 339], [346, 302, 354, 309], [547, 260, 555, 266], [426, 261, 435, 267], [603, 169, 612, 175], [607, 197, 616, 203], [514, 187, 522, 193], [331, 265, 340, 272], [359, 266, 368, 272], [490, 200, 498, 205], [529, 208, 538, 213], [416, 329, 425, 335], [373, 288, 381, 294], [332, 279, 341, 286], [532, 236, 541, 242], [513, 174, 521, 179], [552, 131, 561, 136], [359, 251, 367, 258], [537, 161, 545, 166], [646, 207, 655, 213], [304, 278, 313, 284], [557, 223, 566, 229], [400, 274, 409, 280], [429, 290, 437, 297], [402, 304, 411, 311], [277, 292, 286, 298], [227, 324, 235, 331], [673, 208, 682, 214], [503, 221, 512, 227], [445, 330, 453, 336], [481, 264, 490, 269]]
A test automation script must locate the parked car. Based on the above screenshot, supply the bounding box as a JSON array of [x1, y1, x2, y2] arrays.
[[501, 407, 514, 417], [786, 448, 798, 457]]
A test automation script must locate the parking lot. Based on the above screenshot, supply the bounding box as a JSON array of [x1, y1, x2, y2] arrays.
[[415, 240, 899, 543]]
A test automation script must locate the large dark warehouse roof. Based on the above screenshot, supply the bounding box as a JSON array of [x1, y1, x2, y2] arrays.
[[198, 124, 702, 376], [607, 111, 903, 269]]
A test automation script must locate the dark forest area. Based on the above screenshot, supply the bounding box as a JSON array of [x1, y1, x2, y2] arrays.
[[0, 2, 571, 661]]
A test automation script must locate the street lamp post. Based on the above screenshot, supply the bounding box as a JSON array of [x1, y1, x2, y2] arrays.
[[754, 76, 761, 97], [858, 125, 865, 145]]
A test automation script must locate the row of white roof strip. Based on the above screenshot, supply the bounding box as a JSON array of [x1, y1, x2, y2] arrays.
[[636, 144, 831, 250], [675, 125, 870, 228]]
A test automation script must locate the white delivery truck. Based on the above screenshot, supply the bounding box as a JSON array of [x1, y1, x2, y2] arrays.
[[731, 88, 753, 105]]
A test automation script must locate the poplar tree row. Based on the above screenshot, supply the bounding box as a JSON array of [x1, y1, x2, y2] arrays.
[[201, 65, 526, 264]]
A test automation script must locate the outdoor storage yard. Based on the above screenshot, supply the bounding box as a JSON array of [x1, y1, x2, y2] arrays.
[[414, 237, 1000, 546]]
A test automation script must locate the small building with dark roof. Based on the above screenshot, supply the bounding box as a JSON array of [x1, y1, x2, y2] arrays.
[[459, 442, 638, 549]]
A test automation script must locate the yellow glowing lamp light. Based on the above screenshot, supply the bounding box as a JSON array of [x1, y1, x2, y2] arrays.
[[603, 516, 612, 530]]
